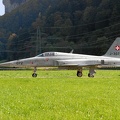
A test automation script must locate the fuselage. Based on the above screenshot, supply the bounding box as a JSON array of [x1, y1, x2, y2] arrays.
[[1, 52, 120, 68]]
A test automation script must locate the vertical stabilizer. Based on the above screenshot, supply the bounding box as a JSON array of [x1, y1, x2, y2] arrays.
[[104, 37, 120, 58]]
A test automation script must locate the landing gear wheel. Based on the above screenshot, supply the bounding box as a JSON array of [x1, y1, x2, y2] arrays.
[[88, 73, 94, 78], [77, 71, 83, 77], [32, 73, 37, 77]]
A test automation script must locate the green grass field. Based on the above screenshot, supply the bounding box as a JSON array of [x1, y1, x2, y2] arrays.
[[0, 69, 120, 120]]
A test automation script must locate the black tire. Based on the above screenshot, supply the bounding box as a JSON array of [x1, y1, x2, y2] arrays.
[[88, 73, 94, 77], [32, 73, 37, 77], [77, 71, 82, 77]]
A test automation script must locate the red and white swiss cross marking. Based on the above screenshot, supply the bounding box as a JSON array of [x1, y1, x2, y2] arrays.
[[115, 46, 120, 51]]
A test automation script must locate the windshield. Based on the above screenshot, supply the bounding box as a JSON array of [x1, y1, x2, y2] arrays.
[[36, 53, 44, 57], [36, 52, 55, 57]]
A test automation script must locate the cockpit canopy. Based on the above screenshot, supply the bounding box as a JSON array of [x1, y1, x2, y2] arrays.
[[36, 52, 71, 57], [36, 52, 55, 57]]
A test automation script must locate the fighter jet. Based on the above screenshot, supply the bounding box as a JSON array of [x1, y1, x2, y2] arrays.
[[1, 37, 120, 78]]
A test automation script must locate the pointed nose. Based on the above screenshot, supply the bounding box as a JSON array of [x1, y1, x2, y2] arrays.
[[0, 62, 11, 67], [0, 61, 16, 67]]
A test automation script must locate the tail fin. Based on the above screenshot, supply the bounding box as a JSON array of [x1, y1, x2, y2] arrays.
[[104, 37, 120, 58]]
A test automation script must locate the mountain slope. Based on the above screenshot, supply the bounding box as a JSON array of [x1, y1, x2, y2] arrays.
[[3, 0, 30, 13], [0, 0, 120, 60]]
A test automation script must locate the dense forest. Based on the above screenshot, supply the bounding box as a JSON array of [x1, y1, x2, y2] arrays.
[[0, 0, 120, 61], [10, 0, 27, 4]]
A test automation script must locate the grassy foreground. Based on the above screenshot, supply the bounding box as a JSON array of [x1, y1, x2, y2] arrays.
[[0, 69, 120, 120]]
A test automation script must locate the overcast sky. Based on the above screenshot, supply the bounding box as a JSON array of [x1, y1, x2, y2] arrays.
[[0, 0, 5, 16]]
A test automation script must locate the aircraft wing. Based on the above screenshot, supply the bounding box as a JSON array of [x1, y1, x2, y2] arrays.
[[56, 59, 101, 67]]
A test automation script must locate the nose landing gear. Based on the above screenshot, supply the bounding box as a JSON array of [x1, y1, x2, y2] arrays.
[[32, 67, 37, 77]]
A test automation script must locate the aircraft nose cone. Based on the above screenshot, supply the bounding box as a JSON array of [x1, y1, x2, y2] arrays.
[[0, 62, 11, 67], [0, 61, 15, 67]]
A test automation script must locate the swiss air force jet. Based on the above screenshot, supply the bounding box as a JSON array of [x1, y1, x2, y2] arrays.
[[1, 37, 120, 77]]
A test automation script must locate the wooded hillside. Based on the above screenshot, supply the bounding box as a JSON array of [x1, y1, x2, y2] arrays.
[[0, 0, 120, 60]]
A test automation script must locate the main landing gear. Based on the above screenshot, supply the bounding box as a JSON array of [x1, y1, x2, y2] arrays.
[[77, 67, 96, 78], [32, 67, 37, 77], [77, 68, 83, 77], [88, 67, 96, 78]]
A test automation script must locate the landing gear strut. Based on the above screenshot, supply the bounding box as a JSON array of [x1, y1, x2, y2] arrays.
[[32, 67, 37, 77]]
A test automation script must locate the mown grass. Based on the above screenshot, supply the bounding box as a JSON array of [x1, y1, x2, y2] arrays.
[[0, 69, 120, 120]]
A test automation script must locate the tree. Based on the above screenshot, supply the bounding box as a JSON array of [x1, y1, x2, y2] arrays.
[[7, 33, 18, 60]]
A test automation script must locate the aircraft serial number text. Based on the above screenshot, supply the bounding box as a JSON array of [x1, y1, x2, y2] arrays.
[[110, 52, 120, 55]]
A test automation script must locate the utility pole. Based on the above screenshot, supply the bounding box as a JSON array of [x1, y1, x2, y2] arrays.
[[36, 26, 42, 55]]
